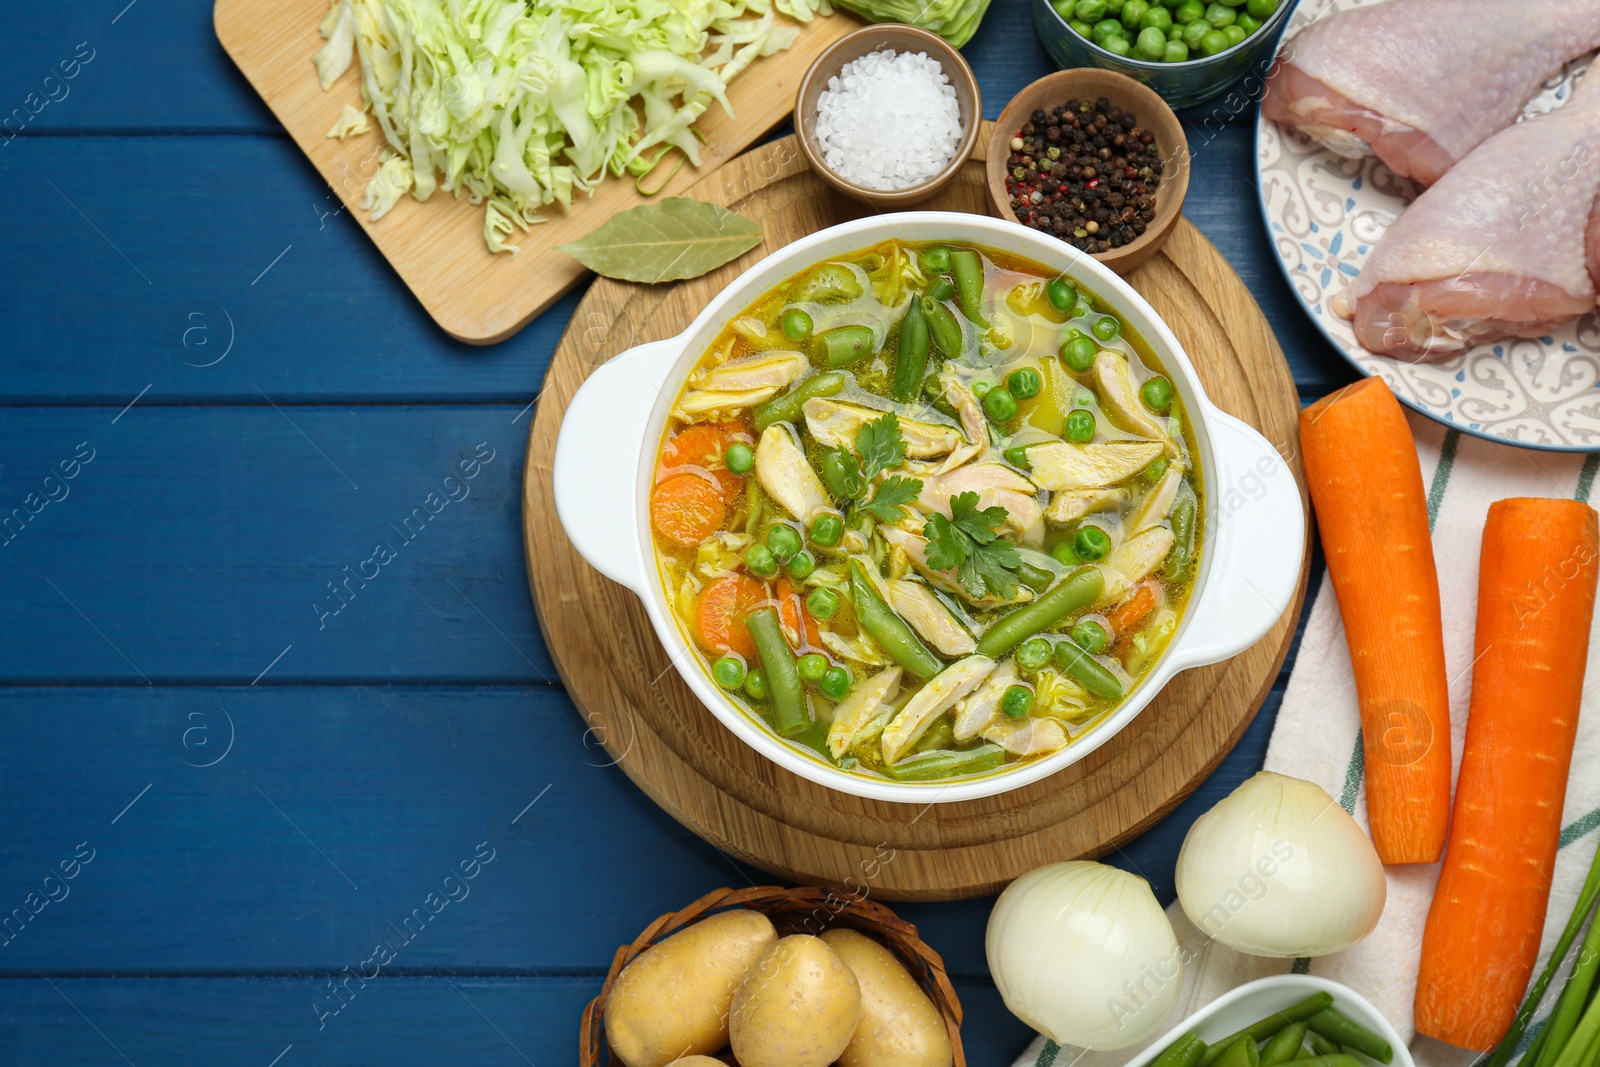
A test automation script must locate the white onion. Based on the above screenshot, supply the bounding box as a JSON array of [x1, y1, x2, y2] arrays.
[[986, 861, 1181, 1049], [1175, 771, 1386, 958]]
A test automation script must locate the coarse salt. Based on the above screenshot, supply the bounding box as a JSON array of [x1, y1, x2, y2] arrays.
[[813, 49, 963, 192]]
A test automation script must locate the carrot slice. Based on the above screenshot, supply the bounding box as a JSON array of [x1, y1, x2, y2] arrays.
[[1415, 497, 1599, 1051], [1109, 582, 1159, 636], [650, 472, 726, 548], [776, 578, 821, 651], [694, 574, 766, 658], [1299, 377, 1451, 864], [661, 422, 749, 502]]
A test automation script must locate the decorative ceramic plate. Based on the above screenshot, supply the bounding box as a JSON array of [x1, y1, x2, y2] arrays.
[[1256, 0, 1600, 451]]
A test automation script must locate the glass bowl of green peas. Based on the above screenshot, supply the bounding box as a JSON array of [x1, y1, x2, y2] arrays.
[[1032, 0, 1294, 110]]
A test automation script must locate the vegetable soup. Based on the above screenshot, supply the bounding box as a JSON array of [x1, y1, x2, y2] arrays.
[[650, 240, 1202, 783]]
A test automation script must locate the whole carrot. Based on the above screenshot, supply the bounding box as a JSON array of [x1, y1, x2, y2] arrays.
[[1299, 377, 1451, 864], [1416, 497, 1599, 1051]]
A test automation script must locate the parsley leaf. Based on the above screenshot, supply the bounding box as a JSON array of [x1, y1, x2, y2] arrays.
[[856, 413, 908, 483], [922, 491, 1020, 600], [862, 475, 922, 523]]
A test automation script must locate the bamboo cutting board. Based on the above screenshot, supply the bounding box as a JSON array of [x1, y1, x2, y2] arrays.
[[522, 130, 1311, 900], [213, 0, 860, 344]]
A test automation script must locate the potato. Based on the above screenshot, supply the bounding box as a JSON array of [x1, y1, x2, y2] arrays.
[[731, 934, 862, 1067], [605, 910, 777, 1067], [822, 929, 954, 1067], [663, 1059, 726, 1067]]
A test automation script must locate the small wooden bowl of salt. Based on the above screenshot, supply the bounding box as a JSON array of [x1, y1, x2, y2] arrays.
[[794, 24, 982, 210]]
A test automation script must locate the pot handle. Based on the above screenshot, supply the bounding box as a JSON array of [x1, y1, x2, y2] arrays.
[[552, 336, 680, 596], [1166, 409, 1305, 671]]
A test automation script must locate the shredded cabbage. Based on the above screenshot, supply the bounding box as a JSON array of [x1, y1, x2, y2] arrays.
[[313, 0, 831, 253]]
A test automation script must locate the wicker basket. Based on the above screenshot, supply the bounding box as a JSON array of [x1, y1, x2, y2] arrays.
[[579, 885, 966, 1067]]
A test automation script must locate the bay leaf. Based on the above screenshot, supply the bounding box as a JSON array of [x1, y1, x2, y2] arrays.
[[557, 197, 763, 284]]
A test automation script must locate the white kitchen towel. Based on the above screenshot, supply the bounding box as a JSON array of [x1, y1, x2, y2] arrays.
[[1013, 413, 1600, 1067]]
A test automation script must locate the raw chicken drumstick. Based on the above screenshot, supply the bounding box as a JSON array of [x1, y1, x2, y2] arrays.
[[1341, 67, 1600, 361], [1263, 0, 1600, 187]]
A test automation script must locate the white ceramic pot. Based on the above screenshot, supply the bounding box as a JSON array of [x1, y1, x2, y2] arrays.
[[553, 212, 1304, 804]]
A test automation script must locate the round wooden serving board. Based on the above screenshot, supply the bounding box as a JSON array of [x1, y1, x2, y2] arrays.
[[523, 127, 1310, 900]]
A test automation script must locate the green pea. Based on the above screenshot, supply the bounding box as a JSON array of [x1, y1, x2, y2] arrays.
[[1205, 2, 1235, 26], [781, 308, 813, 341], [1236, 12, 1260, 32], [1017, 637, 1053, 672], [1092, 315, 1121, 342], [920, 246, 952, 274], [1163, 39, 1190, 61], [1182, 19, 1211, 46], [1142, 376, 1174, 413], [1119, 0, 1148, 29], [809, 513, 844, 548], [1075, 0, 1108, 20], [1000, 685, 1034, 719], [820, 665, 852, 702], [1105, 0, 1126, 11], [1062, 335, 1098, 372], [713, 655, 747, 690], [1175, 0, 1204, 21], [1074, 525, 1112, 561], [1136, 25, 1167, 59], [744, 668, 768, 701], [1139, 5, 1171, 30], [807, 586, 840, 620], [1093, 17, 1125, 41], [1007, 367, 1043, 400], [797, 652, 829, 684], [1072, 619, 1109, 654], [787, 549, 815, 581], [1245, 0, 1275, 14], [1199, 28, 1230, 53], [1046, 278, 1078, 314], [1070, 17, 1093, 36], [1222, 23, 1247, 44], [1065, 408, 1096, 442], [1051, 540, 1079, 566], [1167, 24, 1185, 41], [1144, 457, 1170, 481], [1052, 0, 1076, 15], [1102, 33, 1133, 55], [767, 524, 802, 562], [746, 543, 779, 579], [984, 387, 1019, 423], [1004, 445, 1031, 469], [725, 442, 754, 475]]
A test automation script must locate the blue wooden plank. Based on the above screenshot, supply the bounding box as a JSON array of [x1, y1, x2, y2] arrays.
[[0, 130, 1351, 406], [0, 975, 1034, 1065], [0, 405, 552, 683]]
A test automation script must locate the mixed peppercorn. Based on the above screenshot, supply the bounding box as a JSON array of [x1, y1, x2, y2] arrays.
[[1004, 97, 1163, 254]]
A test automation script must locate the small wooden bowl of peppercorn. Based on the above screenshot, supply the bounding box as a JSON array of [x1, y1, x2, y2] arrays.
[[986, 69, 1189, 275]]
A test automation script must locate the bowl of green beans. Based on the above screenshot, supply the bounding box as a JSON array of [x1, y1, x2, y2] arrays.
[[1133, 977, 1413, 1067], [1033, 0, 1294, 110]]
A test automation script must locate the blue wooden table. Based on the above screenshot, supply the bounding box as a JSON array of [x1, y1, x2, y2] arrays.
[[0, 2, 1350, 1062]]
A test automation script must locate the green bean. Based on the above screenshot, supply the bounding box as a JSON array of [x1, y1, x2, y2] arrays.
[[926, 276, 956, 302], [924, 294, 964, 358], [1053, 639, 1123, 700], [1200, 995, 1337, 1067], [753, 370, 846, 431], [1017, 560, 1055, 593], [1164, 493, 1197, 579], [1293, 1047, 1313, 1061], [1306, 1010, 1391, 1065], [1151, 1033, 1208, 1067], [800, 263, 861, 302], [820, 449, 862, 501], [1213, 1036, 1259, 1067], [745, 607, 806, 737], [818, 325, 876, 368], [950, 249, 987, 325], [974, 566, 1103, 659], [879, 743, 1005, 781], [892, 296, 930, 403], [1290, 1058, 1361, 1067], [1261, 1023, 1309, 1067], [1306, 1033, 1340, 1058], [850, 561, 943, 679]]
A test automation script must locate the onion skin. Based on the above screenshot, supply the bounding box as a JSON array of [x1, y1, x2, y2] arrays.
[[987, 861, 1181, 1050], [1175, 771, 1386, 958]]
